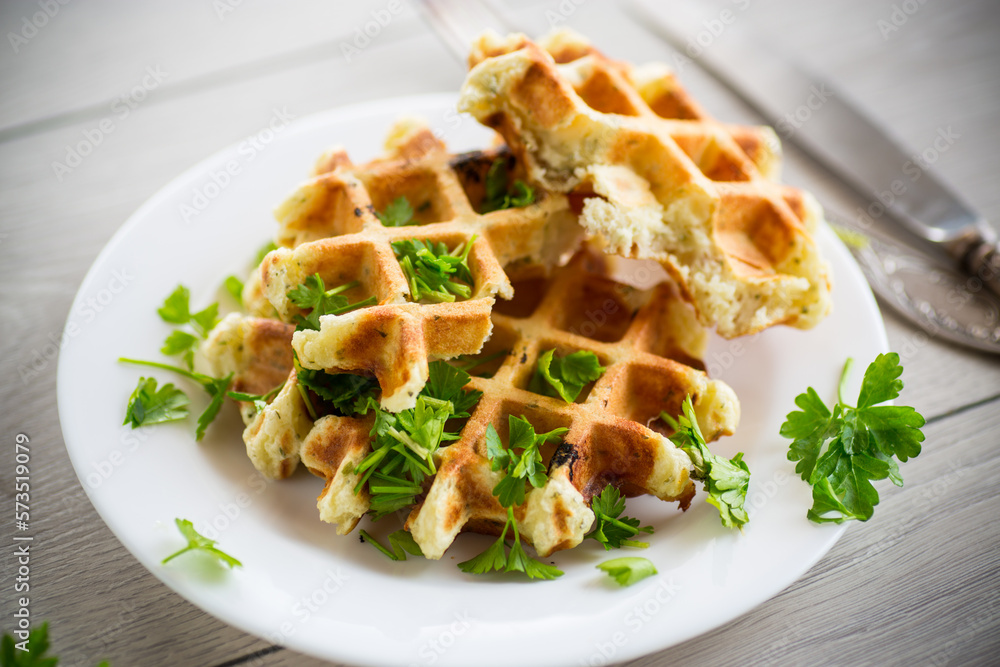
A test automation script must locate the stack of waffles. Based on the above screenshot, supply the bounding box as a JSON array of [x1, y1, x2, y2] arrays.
[[197, 30, 832, 560]]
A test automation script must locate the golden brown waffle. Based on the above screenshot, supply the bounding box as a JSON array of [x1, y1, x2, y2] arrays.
[[294, 246, 739, 556], [258, 119, 582, 411], [460, 29, 832, 338]]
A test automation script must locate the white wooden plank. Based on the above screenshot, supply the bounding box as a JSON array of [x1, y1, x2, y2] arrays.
[[0, 0, 429, 133]]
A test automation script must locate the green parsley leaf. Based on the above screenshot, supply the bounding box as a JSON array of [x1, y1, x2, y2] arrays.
[[286, 275, 376, 332], [376, 196, 417, 227], [224, 275, 244, 304], [1, 622, 59, 667], [158, 285, 191, 324], [529, 349, 606, 403], [123, 377, 190, 429], [457, 507, 563, 580], [296, 368, 379, 417], [596, 557, 657, 586], [119, 358, 232, 441], [162, 518, 242, 568], [227, 382, 285, 415], [781, 353, 926, 523], [458, 417, 566, 580], [359, 529, 425, 561], [189, 303, 219, 338], [392, 237, 476, 304], [488, 416, 567, 508], [662, 396, 750, 529], [586, 485, 653, 550], [160, 330, 199, 369], [351, 361, 482, 521], [480, 157, 536, 213], [158, 284, 219, 341], [255, 240, 278, 265]]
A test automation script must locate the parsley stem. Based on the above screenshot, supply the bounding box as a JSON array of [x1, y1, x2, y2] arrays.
[[838, 357, 855, 405], [324, 280, 360, 297], [119, 357, 211, 386], [330, 295, 377, 316], [359, 530, 401, 561]]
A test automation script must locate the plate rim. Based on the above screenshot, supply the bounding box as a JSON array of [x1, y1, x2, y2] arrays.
[[56, 92, 887, 667]]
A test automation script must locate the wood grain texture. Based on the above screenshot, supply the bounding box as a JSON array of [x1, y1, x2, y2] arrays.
[[0, 0, 998, 665]]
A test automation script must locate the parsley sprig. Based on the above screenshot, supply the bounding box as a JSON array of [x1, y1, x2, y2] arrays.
[[124, 377, 190, 429], [162, 518, 242, 568], [662, 396, 750, 529], [227, 382, 286, 416], [359, 529, 424, 561], [376, 196, 417, 227], [529, 349, 606, 403], [457, 415, 567, 580], [157, 285, 220, 369], [352, 362, 482, 520], [596, 557, 657, 586], [392, 236, 476, 303], [480, 157, 536, 213], [119, 358, 232, 441], [781, 353, 925, 523], [586, 485, 653, 549], [286, 274, 377, 332]]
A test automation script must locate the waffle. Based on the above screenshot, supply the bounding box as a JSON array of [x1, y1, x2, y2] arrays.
[[459, 29, 832, 338], [257, 119, 581, 411], [297, 246, 739, 556]]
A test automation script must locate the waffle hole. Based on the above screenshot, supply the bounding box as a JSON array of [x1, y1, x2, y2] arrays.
[[646, 90, 701, 120], [552, 278, 636, 343], [494, 276, 549, 318], [451, 148, 514, 212], [672, 135, 751, 183], [363, 169, 455, 225], [574, 68, 642, 116], [450, 323, 519, 379], [616, 363, 692, 429]]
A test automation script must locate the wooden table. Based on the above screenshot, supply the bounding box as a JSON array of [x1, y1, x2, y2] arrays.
[[2, 1, 998, 664]]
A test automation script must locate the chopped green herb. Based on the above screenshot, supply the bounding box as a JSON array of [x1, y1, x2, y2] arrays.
[[255, 240, 278, 265], [586, 485, 653, 550], [157, 284, 219, 337], [391, 236, 476, 303], [529, 349, 605, 403], [160, 330, 199, 369], [123, 377, 190, 429], [118, 358, 232, 441], [376, 196, 416, 227], [480, 157, 536, 213], [359, 529, 424, 561], [223, 275, 244, 304], [227, 381, 286, 415], [458, 415, 567, 580], [286, 274, 376, 332], [295, 367, 379, 417], [662, 396, 750, 530], [596, 557, 657, 586], [457, 507, 563, 580], [352, 361, 482, 520], [162, 518, 242, 568], [487, 416, 568, 508], [781, 353, 925, 523]]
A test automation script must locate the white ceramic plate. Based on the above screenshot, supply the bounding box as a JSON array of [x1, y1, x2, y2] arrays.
[[57, 93, 888, 667]]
